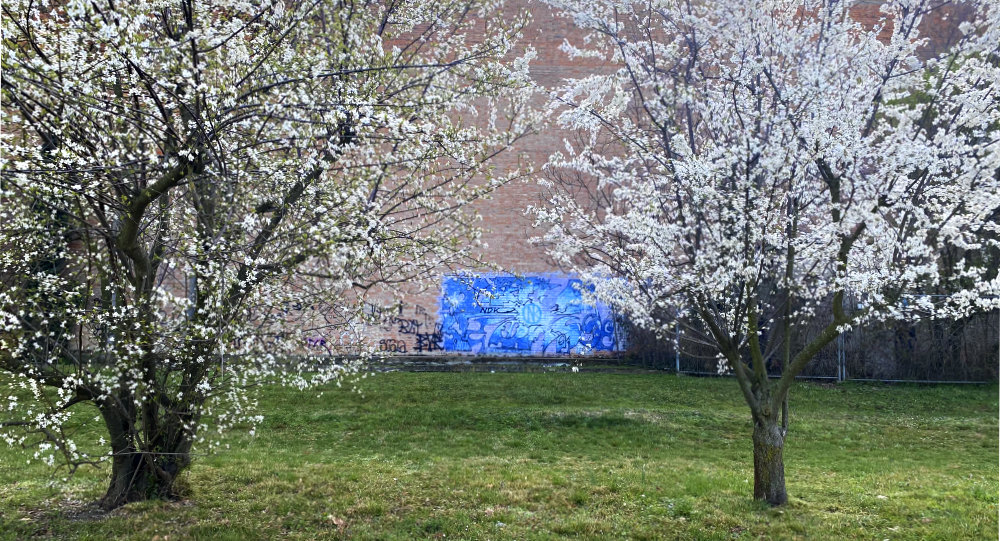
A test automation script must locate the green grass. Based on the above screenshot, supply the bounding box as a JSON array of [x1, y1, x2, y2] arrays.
[[1, 373, 996, 540]]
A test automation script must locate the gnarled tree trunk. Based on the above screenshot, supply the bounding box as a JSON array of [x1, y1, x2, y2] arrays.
[[101, 447, 185, 510], [752, 416, 787, 506], [98, 395, 194, 510]]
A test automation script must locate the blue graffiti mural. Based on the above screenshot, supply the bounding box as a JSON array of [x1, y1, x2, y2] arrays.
[[438, 273, 621, 355]]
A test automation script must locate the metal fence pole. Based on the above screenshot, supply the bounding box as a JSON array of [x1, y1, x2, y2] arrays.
[[186, 275, 198, 320], [675, 324, 681, 373], [837, 333, 845, 382]]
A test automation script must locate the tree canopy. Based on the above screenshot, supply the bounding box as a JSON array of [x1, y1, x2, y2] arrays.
[[534, 0, 999, 504], [1, 0, 536, 508]]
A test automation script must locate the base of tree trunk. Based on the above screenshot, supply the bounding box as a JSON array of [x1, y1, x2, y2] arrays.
[[752, 420, 787, 506], [99, 452, 182, 511]]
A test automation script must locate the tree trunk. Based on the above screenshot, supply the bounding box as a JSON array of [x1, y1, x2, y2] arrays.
[[98, 397, 191, 510], [752, 417, 787, 505], [100, 447, 183, 510]]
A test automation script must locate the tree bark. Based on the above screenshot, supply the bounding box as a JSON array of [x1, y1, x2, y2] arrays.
[[98, 398, 190, 510], [752, 416, 787, 506], [100, 448, 181, 510]]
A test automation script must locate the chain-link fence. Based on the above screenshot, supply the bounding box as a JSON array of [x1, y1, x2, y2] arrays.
[[623, 309, 999, 383]]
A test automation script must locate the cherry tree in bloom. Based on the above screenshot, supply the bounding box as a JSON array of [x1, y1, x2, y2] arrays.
[[0, 0, 537, 509], [534, 0, 999, 505]]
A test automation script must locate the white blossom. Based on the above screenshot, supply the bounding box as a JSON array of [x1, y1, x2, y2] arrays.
[[0, 0, 539, 507]]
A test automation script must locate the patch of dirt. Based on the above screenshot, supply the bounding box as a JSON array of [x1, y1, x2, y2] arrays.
[[25, 496, 197, 524], [60, 499, 109, 522]]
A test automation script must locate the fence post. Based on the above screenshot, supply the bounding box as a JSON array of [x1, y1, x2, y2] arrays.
[[837, 333, 845, 382], [675, 324, 680, 373], [186, 275, 197, 320]]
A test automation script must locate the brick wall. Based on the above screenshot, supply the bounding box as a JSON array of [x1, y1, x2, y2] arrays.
[[346, 1, 973, 358]]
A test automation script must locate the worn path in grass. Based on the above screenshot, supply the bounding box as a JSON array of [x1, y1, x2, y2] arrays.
[[1, 373, 996, 540]]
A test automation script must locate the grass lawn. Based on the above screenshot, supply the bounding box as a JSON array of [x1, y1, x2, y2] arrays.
[[0, 372, 996, 540]]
